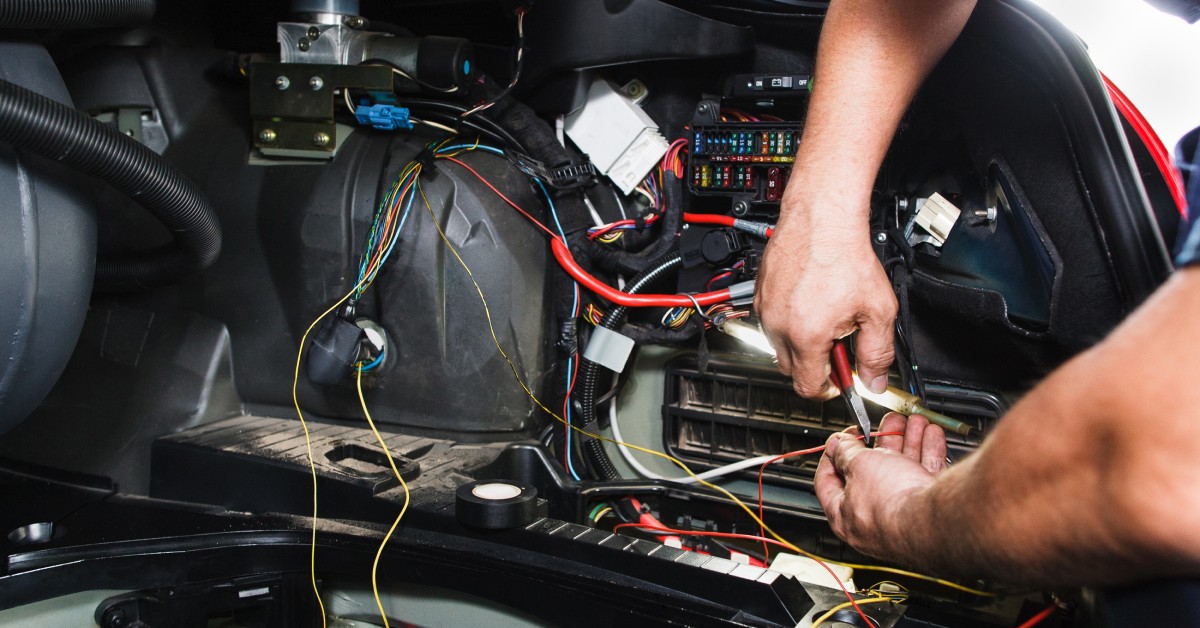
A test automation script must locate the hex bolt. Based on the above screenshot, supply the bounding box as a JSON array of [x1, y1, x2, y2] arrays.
[[298, 39, 311, 52], [307, 26, 320, 39], [732, 200, 750, 216], [309, 76, 324, 91], [312, 132, 331, 147], [974, 206, 997, 221], [275, 76, 290, 90], [258, 129, 277, 144], [874, 231, 888, 244]]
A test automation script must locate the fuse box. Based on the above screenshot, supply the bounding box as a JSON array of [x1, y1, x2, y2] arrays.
[[686, 99, 802, 211]]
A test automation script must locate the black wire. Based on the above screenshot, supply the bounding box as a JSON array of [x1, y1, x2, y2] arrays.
[[359, 57, 463, 94], [410, 109, 520, 150], [394, 97, 523, 149], [462, 19, 524, 120]]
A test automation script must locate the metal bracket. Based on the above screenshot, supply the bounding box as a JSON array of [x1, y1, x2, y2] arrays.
[[249, 62, 392, 159]]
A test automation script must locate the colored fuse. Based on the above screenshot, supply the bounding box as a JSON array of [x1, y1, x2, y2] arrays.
[[694, 131, 706, 155], [765, 166, 784, 201], [745, 167, 754, 189]]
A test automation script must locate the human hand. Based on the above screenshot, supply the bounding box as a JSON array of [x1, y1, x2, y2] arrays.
[[753, 214, 896, 399], [814, 413, 946, 559]]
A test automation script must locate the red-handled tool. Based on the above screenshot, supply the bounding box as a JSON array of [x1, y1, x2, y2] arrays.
[[831, 339, 872, 446]]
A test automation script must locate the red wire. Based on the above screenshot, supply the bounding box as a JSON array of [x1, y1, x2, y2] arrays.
[[1017, 604, 1057, 628], [754, 431, 907, 564], [612, 522, 875, 626], [438, 156, 559, 237], [587, 214, 661, 240]]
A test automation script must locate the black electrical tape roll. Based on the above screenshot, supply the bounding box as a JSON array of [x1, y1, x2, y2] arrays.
[[455, 480, 539, 530]]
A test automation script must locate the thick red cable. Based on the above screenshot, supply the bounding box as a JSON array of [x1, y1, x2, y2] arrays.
[[440, 153, 738, 308], [1103, 74, 1187, 216], [683, 212, 774, 237], [550, 238, 733, 308]]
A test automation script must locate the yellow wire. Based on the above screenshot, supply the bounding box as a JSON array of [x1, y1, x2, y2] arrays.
[[810, 597, 901, 628], [356, 366, 412, 628], [415, 175, 996, 599], [292, 282, 369, 628], [592, 506, 613, 523]]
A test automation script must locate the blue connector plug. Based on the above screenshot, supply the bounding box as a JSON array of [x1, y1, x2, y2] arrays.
[[354, 104, 413, 131]]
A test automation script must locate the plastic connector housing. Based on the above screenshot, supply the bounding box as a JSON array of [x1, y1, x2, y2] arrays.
[[565, 79, 668, 195], [354, 104, 414, 131], [914, 192, 962, 246]]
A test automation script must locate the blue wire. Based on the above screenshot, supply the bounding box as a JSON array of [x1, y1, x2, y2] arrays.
[[356, 169, 418, 293], [359, 348, 385, 372], [534, 177, 582, 482], [372, 181, 418, 279]]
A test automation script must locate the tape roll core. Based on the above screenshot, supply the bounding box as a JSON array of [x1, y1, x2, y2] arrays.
[[456, 480, 539, 529]]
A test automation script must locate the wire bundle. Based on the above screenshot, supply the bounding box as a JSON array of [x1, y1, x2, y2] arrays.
[[353, 162, 422, 299]]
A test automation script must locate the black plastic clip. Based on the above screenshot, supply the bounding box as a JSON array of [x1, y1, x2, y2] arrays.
[[505, 150, 596, 190]]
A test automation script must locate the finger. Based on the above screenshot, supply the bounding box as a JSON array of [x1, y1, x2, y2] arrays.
[[854, 294, 898, 394], [876, 412, 907, 452], [791, 339, 837, 400], [814, 435, 847, 513], [902, 414, 928, 462], [920, 422, 948, 474]]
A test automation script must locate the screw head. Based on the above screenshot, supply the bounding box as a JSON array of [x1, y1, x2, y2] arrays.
[[312, 132, 331, 147], [274, 75, 290, 90], [258, 129, 277, 144], [307, 26, 320, 39], [298, 39, 311, 52], [345, 16, 365, 28], [874, 231, 888, 243], [101, 609, 129, 628], [309, 76, 324, 91], [732, 200, 750, 216]]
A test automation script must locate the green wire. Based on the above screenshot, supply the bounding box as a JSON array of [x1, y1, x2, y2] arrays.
[[587, 503, 608, 522]]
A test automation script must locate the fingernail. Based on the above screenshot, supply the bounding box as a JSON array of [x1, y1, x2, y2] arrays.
[[826, 434, 841, 456], [868, 375, 888, 394]]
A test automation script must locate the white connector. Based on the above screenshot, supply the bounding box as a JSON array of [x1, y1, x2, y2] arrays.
[[913, 192, 962, 247], [565, 79, 669, 195]]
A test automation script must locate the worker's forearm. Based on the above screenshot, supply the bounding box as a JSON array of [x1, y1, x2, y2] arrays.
[[785, 0, 977, 229], [892, 269, 1200, 585]]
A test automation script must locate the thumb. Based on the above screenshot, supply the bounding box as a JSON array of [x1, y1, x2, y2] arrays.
[[827, 432, 868, 478], [855, 310, 896, 395]]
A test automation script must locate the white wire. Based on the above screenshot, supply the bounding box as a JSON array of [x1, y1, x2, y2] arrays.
[[606, 377, 780, 484], [414, 118, 458, 135], [582, 194, 606, 228]]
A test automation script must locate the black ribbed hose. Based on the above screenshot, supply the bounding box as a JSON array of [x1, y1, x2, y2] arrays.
[[579, 252, 683, 481], [0, 78, 221, 291], [0, 0, 155, 28]]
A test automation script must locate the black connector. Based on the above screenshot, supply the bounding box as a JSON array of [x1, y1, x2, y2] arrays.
[[305, 315, 366, 385]]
